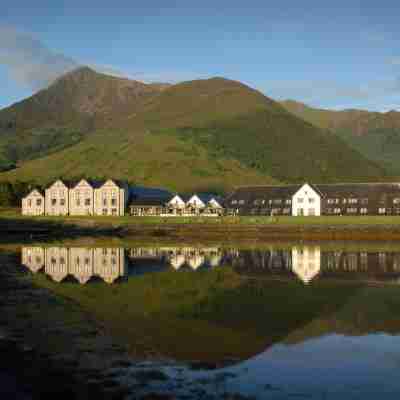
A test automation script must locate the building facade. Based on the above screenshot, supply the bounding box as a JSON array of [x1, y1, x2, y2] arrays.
[[225, 183, 400, 217], [69, 179, 96, 216], [22, 189, 45, 216], [129, 193, 224, 217], [45, 180, 69, 216], [94, 180, 128, 216]]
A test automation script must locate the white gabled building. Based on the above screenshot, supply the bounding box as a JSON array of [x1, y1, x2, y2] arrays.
[[22, 189, 45, 216], [69, 179, 96, 216], [292, 183, 322, 216], [45, 180, 69, 216], [93, 179, 129, 216]]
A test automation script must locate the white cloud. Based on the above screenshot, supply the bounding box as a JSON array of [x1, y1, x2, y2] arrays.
[[0, 25, 78, 90]]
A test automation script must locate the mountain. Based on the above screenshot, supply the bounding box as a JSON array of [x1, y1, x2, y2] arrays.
[[281, 100, 400, 174], [0, 68, 388, 192]]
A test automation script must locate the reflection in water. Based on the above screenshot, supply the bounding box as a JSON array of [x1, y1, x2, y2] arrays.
[[22, 247, 126, 284], [22, 244, 400, 285], [18, 242, 400, 399]]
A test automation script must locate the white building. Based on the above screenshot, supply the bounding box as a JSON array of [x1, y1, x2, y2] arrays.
[[292, 183, 322, 216], [22, 190, 45, 216], [45, 180, 69, 216]]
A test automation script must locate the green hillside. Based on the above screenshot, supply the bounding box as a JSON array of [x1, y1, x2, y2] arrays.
[[281, 100, 400, 174], [0, 68, 389, 191]]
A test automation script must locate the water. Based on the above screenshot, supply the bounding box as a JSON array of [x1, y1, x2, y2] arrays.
[[6, 241, 400, 398]]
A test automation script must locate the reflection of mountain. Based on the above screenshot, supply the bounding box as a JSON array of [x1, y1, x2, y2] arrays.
[[22, 247, 126, 284]]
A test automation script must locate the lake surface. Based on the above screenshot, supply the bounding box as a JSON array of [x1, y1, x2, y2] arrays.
[[6, 241, 400, 398]]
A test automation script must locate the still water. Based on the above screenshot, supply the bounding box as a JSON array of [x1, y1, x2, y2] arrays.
[[15, 242, 400, 398]]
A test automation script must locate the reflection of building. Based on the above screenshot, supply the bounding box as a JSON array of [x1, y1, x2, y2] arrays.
[[93, 248, 126, 283], [292, 246, 321, 284], [21, 247, 45, 272], [128, 246, 223, 270], [21, 247, 126, 284], [69, 247, 95, 284], [45, 247, 69, 282]]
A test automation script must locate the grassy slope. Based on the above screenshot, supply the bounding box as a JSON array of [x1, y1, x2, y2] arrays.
[[0, 129, 273, 193], [0, 73, 387, 189], [281, 100, 400, 175], [0, 67, 164, 170]]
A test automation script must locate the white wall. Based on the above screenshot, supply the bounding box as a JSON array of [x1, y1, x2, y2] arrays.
[[292, 184, 321, 216]]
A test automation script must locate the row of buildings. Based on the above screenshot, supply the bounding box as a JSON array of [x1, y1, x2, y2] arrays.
[[22, 179, 224, 217], [22, 180, 400, 217]]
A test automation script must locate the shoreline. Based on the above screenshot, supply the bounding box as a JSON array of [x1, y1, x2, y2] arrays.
[[3, 217, 400, 241]]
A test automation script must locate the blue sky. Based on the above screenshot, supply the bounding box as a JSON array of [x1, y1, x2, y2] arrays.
[[1, 0, 399, 111]]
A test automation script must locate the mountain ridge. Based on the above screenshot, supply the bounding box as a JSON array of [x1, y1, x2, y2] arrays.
[[0, 68, 388, 191]]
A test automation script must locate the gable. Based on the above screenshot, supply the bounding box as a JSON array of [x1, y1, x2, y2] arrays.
[[168, 195, 185, 207], [208, 198, 222, 208], [293, 183, 321, 200], [48, 180, 68, 190], [186, 195, 206, 207], [73, 179, 93, 190], [25, 189, 44, 199]]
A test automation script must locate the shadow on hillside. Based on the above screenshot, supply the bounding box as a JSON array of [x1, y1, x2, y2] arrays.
[[0, 217, 124, 244]]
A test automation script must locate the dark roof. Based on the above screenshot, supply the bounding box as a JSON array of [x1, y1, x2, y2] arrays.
[[129, 185, 172, 198], [129, 197, 169, 207], [225, 185, 302, 204], [314, 183, 400, 198]]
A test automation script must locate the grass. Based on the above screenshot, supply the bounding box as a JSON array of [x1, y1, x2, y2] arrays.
[[4, 207, 400, 226]]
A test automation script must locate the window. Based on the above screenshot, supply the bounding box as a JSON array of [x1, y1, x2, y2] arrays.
[[308, 198, 315, 203], [379, 208, 386, 214], [84, 257, 90, 265], [327, 199, 334, 204], [76, 199, 81, 206], [60, 199, 65, 206], [308, 208, 315, 216], [393, 198, 400, 204], [297, 198, 304, 203], [60, 257, 65, 265], [360, 208, 368, 214], [285, 199, 291, 204], [238, 200, 245, 205], [111, 198, 117, 206], [361, 198, 368, 205], [51, 199, 57, 206], [112, 208, 118, 216], [85, 199, 91, 206], [348, 198, 358, 204], [334, 208, 341, 214], [102, 209, 107, 215], [36, 199, 42, 206], [102, 248, 108, 255], [103, 198, 107, 206], [274, 199, 282, 204], [28, 199, 32, 206], [326, 208, 333, 214], [346, 208, 357, 213], [343, 199, 347, 204], [231, 199, 237, 204]]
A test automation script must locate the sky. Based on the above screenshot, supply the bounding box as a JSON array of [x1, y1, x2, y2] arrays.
[[0, 0, 399, 111]]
